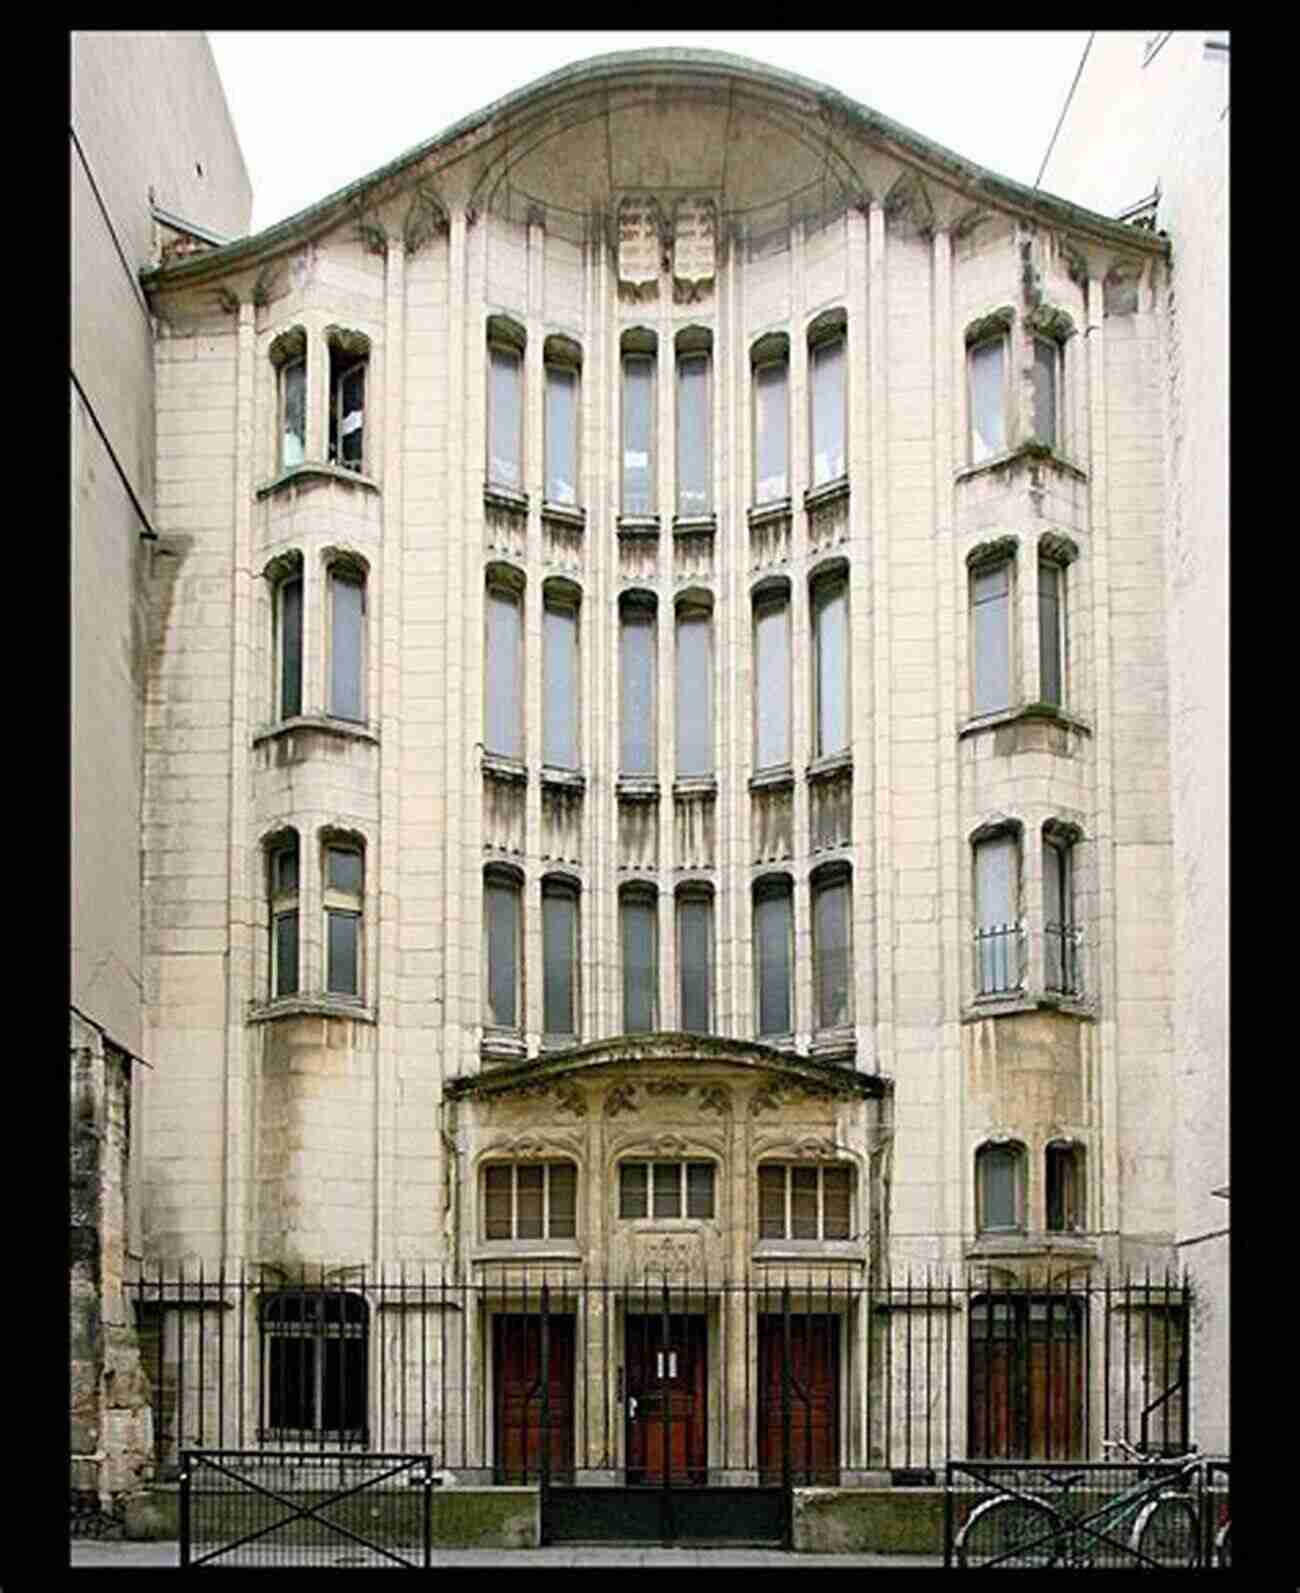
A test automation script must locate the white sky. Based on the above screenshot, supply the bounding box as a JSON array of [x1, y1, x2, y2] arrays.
[[207, 30, 1093, 238]]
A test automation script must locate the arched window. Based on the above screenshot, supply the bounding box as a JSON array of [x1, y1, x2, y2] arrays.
[[620, 884, 658, 1035], [976, 1141, 1026, 1233], [973, 826, 1023, 997], [486, 316, 526, 492], [808, 309, 847, 487], [322, 836, 364, 998], [542, 876, 580, 1042], [675, 594, 713, 778], [484, 866, 523, 1031], [754, 875, 794, 1038], [544, 334, 582, 509], [758, 1163, 854, 1240], [753, 579, 791, 771], [485, 566, 525, 759], [811, 864, 852, 1031], [270, 327, 308, 471], [325, 328, 370, 474], [326, 559, 366, 723], [620, 328, 657, 516], [619, 592, 657, 775], [751, 331, 790, 505], [274, 562, 303, 721], [676, 885, 714, 1035], [266, 830, 299, 998]]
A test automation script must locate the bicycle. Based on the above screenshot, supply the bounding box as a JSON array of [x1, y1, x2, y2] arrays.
[[954, 1437, 1203, 1568]]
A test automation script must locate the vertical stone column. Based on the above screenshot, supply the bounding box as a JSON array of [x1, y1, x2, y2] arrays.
[[867, 202, 895, 1079], [376, 232, 405, 1260], [224, 297, 257, 1261], [1083, 271, 1121, 1237]]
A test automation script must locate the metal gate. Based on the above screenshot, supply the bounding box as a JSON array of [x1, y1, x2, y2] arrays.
[[179, 1451, 433, 1567]]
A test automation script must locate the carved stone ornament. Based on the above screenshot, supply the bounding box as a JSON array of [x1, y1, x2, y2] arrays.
[[618, 196, 661, 288], [404, 188, 449, 256], [504, 1135, 545, 1160], [655, 1134, 688, 1157], [698, 1085, 731, 1117], [645, 1077, 692, 1098], [638, 1236, 699, 1275], [552, 1081, 587, 1118], [673, 197, 716, 289], [749, 1084, 785, 1117], [604, 1083, 639, 1118], [795, 1137, 837, 1160]]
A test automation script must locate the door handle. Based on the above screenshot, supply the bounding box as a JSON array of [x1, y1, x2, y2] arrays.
[[627, 1395, 638, 1420]]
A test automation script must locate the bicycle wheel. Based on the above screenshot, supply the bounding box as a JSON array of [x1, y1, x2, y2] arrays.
[[1131, 1495, 1200, 1568], [956, 1497, 1059, 1568], [1214, 1520, 1231, 1569]]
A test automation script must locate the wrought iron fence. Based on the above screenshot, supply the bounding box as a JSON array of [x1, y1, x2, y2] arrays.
[[129, 1264, 1190, 1485], [974, 924, 1024, 997]]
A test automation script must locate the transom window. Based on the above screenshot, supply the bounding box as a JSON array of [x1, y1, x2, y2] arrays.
[[484, 1161, 577, 1240], [619, 1161, 715, 1220], [758, 1164, 853, 1240]]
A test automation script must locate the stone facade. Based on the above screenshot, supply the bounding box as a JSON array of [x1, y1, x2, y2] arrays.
[[127, 49, 1206, 1478]]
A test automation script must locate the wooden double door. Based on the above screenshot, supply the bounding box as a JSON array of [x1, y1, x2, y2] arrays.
[[624, 1313, 708, 1485], [757, 1313, 841, 1485], [493, 1314, 575, 1483]]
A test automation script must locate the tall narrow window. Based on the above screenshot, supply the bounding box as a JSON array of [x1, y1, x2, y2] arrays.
[[620, 598, 656, 775], [754, 590, 791, 769], [545, 362, 578, 507], [1038, 560, 1064, 708], [622, 353, 655, 515], [484, 872, 522, 1030], [677, 353, 710, 515], [485, 579, 523, 759], [543, 591, 579, 770], [324, 841, 363, 998], [1032, 337, 1059, 451], [969, 337, 1006, 463], [812, 871, 852, 1030], [810, 335, 845, 487], [484, 1162, 577, 1241], [974, 833, 1019, 997], [812, 574, 849, 757], [754, 357, 789, 503], [278, 573, 303, 720], [328, 346, 367, 472], [972, 560, 1012, 716], [329, 567, 365, 722], [542, 880, 578, 1041], [675, 603, 713, 776], [677, 891, 713, 1034], [621, 890, 657, 1034], [268, 834, 299, 999], [1043, 832, 1078, 995], [263, 1292, 368, 1440], [755, 879, 794, 1037], [1045, 1143, 1084, 1233], [976, 1143, 1025, 1232], [488, 342, 523, 491], [280, 356, 306, 469]]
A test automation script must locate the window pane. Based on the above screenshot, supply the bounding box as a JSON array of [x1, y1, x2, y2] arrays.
[[548, 1163, 577, 1239], [274, 911, 298, 998], [543, 890, 577, 1036], [756, 888, 793, 1035], [1044, 841, 1068, 993], [485, 590, 522, 758], [1043, 842, 1064, 927], [652, 1162, 680, 1219], [675, 611, 712, 776], [330, 573, 364, 721], [1046, 1147, 1072, 1232], [814, 880, 851, 1029], [333, 361, 365, 471], [755, 361, 788, 502], [327, 910, 359, 995], [758, 1166, 786, 1239], [814, 581, 848, 757], [328, 847, 362, 895], [1039, 561, 1062, 706], [678, 897, 712, 1033], [273, 847, 299, 897], [677, 356, 710, 515], [976, 836, 1016, 997], [489, 347, 521, 488], [972, 563, 1011, 715], [620, 608, 655, 773], [982, 1149, 1018, 1230], [622, 897, 657, 1034], [486, 883, 518, 1027], [282, 361, 305, 467], [485, 1165, 512, 1239], [791, 1166, 819, 1239], [269, 1337, 313, 1429], [823, 1168, 852, 1239], [516, 1163, 544, 1239], [279, 578, 302, 719], [545, 365, 577, 505], [811, 338, 845, 486], [620, 1162, 648, 1218], [686, 1163, 714, 1219], [1033, 339, 1057, 449], [543, 604, 578, 768], [755, 599, 790, 768], [622, 357, 653, 515], [970, 339, 1005, 462]]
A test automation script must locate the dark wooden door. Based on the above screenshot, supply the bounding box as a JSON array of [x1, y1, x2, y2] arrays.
[[494, 1314, 575, 1482], [758, 1314, 840, 1484], [969, 1297, 1084, 1459], [625, 1314, 707, 1485]]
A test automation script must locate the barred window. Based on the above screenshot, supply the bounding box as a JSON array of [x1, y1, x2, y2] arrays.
[[262, 1291, 368, 1442], [974, 832, 1020, 997], [483, 1161, 577, 1241], [1043, 832, 1079, 996], [758, 1164, 853, 1241], [619, 1161, 715, 1220]]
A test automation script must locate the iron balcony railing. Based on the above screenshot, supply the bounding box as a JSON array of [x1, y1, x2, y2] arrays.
[[1044, 921, 1083, 996], [974, 923, 1025, 997]]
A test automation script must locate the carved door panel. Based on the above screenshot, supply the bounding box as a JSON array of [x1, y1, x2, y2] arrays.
[[494, 1314, 575, 1483], [625, 1314, 707, 1485], [757, 1314, 840, 1484]]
